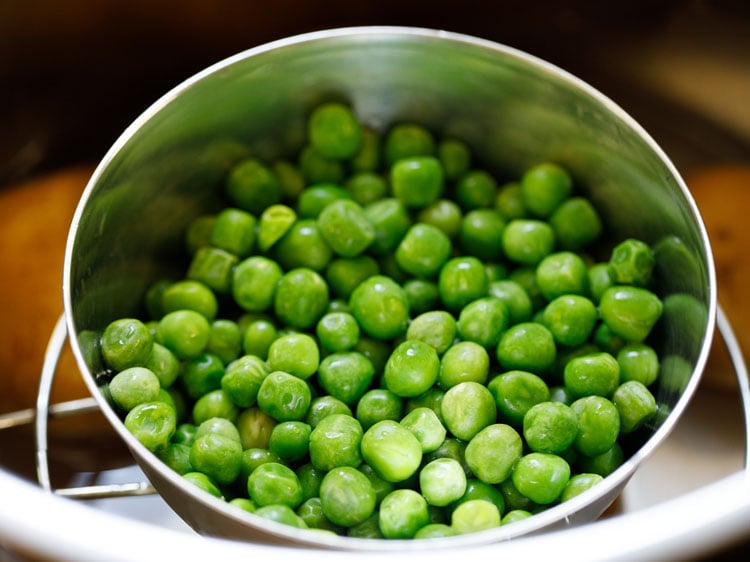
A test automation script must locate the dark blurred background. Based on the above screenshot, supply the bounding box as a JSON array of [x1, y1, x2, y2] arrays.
[[1, 0, 749, 186]]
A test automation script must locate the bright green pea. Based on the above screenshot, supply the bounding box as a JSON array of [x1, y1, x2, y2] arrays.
[[189, 432, 242, 485], [520, 162, 573, 217], [418, 199, 463, 239], [242, 319, 277, 359], [414, 523, 458, 539], [496, 322, 556, 374], [158, 309, 211, 360], [355, 389, 404, 430], [588, 262, 614, 304], [451, 499, 501, 534], [305, 395, 353, 427], [269, 421, 312, 462], [173, 422, 197, 446], [181, 352, 225, 399], [101, 318, 154, 371], [457, 297, 508, 348], [609, 238, 654, 287], [599, 285, 663, 342], [406, 387, 446, 424], [498, 478, 536, 513], [158, 442, 193, 475], [229, 497, 258, 515], [347, 513, 384, 538], [226, 158, 282, 215], [345, 171, 388, 206], [308, 102, 361, 160], [391, 156, 444, 209], [187, 247, 238, 294], [257, 204, 296, 254], [192, 389, 239, 426], [535, 251, 589, 301], [124, 401, 176, 452], [248, 462, 304, 508], [438, 341, 490, 388], [256, 371, 312, 422], [109, 367, 161, 411], [523, 401, 579, 454], [194, 417, 241, 443], [440, 381, 496, 441], [384, 124, 435, 166], [232, 256, 283, 312], [452, 479, 505, 518], [364, 198, 412, 256], [273, 219, 333, 271], [379, 489, 431, 539], [542, 294, 598, 347], [221, 354, 268, 408], [325, 255, 380, 300], [564, 352, 620, 398], [612, 380, 657, 433], [296, 497, 341, 533], [267, 333, 319, 380], [407, 310, 457, 355], [239, 448, 283, 482], [255, 504, 308, 528], [571, 395, 621, 457], [317, 351, 375, 405], [502, 219, 555, 266], [183, 471, 223, 499], [592, 322, 627, 355], [488, 370, 550, 426], [308, 414, 363, 470], [458, 208, 506, 261], [437, 138, 471, 181], [549, 197, 602, 251], [501, 509, 532, 525], [512, 452, 570, 504], [465, 423, 523, 484], [495, 181, 527, 220], [274, 268, 329, 330], [210, 207, 256, 257], [400, 406, 446, 453], [361, 420, 423, 483], [617, 343, 659, 386], [396, 223, 452, 278], [561, 473, 604, 502], [319, 466, 377, 527], [420, 458, 467, 507], [438, 256, 489, 310], [384, 340, 440, 398], [456, 170, 498, 210], [206, 319, 242, 365], [296, 184, 351, 219], [487, 279, 534, 325], [236, 407, 276, 450], [315, 312, 360, 352], [318, 199, 376, 257], [349, 275, 410, 340]]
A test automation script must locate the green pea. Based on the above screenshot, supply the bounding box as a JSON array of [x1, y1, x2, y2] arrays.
[[296, 497, 342, 533], [458, 209, 506, 261], [158, 309, 211, 360], [520, 162, 572, 217], [273, 219, 333, 271], [236, 407, 276, 450], [379, 489, 431, 539], [501, 509, 532, 525], [317, 199, 375, 257], [576, 442, 624, 477], [226, 158, 282, 215], [542, 295, 598, 347], [438, 341, 490, 388], [181, 352, 225, 399], [452, 479, 505, 518], [617, 343, 660, 386], [523, 401, 579, 454], [269, 421, 312, 462], [612, 380, 657, 433], [414, 523, 458, 539], [109, 367, 161, 411], [549, 197, 602, 251], [487, 279, 534, 325], [406, 310, 457, 356], [101, 318, 154, 371], [456, 170, 498, 210], [183, 471, 223, 499], [564, 352, 620, 398], [512, 452, 570, 504], [256, 371, 312, 422], [417, 199, 463, 239], [257, 204, 296, 252], [400, 406, 446, 453], [592, 322, 627, 356], [437, 138, 471, 181], [587, 262, 614, 304], [206, 319, 242, 366], [187, 247, 238, 294], [305, 396, 353, 427], [325, 255, 379, 300], [345, 171, 388, 206], [267, 333, 319, 380], [508, 266, 546, 311], [364, 198, 412, 256], [124, 401, 176, 452], [361, 420, 423, 483], [319, 466, 377, 527], [239, 448, 283, 482], [192, 389, 239, 426], [232, 256, 283, 312], [420, 458, 467, 507], [465, 423, 523, 484], [599, 285, 663, 342], [194, 417, 241, 443], [457, 297, 508, 348], [297, 184, 351, 219], [571, 396, 621, 457], [497, 477, 536, 513], [308, 102, 361, 160], [441, 381, 496, 441], [309, 414, 363, 471], [242, 319, 277, 360], [488, 370, 550, 426], [347, 513, 384, 538], [314, 312, 359, 352], [396, 223, 452, 278], [384, 124, 435, 166], [403, 279, 440, 315], [317, 351, 375, 405], [273, 159, 306, 200], [561, 473, 604, 502], [495, 181, 527, 220], [185, 215, 215, 256], [438, 256, 489, 310], [173, 422, 197, 446], [296, 463, 326, 501], [502, 219, 555, 266], [609, 238, 654, 287], [406, 387, 446, 424], [248, 462, 304, 508], [537, 254, 589, 304], [254, 504, 308, 528], [210, 207, 256, 257], [349, 275, 410, 340], [384, 340, 440, 398], [356, 388, 404, 430], [158, 442, 193, 475], [189, 432, 242, 485], [496, 322, 556, 374], [274, 268, 329, 330], [451, 499, 501, 534]]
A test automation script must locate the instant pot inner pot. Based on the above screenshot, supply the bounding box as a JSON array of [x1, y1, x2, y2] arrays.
[[65, 29, 714, 549]]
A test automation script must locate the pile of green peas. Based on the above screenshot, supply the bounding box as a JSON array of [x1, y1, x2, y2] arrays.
[[98, 101, 664, 540]]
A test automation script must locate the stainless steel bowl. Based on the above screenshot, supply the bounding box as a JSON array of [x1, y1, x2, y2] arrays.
[[63, 26, 716, 550]]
